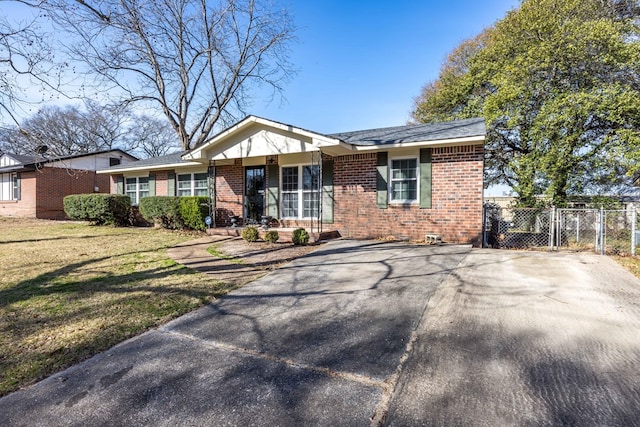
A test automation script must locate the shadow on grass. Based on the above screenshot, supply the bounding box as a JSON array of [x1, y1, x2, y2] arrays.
[[0, 245, 241, 397], [0, 232, 143, 246]]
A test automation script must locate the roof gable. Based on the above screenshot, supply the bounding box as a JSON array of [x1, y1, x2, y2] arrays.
[[0, 153, 37, 167], [184, 116, 346, 161]]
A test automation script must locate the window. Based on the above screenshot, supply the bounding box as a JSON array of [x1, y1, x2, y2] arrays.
[[125, 177, 149, 205], [302, 165, 320, 218], [178, 173, 208, 197], [0, 173, 18, 201], [13, 174, 19, 200], [390, 158, 418, 202], [281, 167, 298, 218], [281, 165, 320, 219]]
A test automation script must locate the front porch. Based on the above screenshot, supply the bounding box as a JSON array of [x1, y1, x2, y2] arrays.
[[207, 225, 341, 243]]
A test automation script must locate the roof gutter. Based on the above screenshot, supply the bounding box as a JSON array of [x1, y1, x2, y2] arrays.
[[349, 135, 485, 151], [96, 161, 203, 174]]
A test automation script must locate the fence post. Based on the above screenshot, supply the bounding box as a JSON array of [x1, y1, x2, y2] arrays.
[[632, 205, 637, 257], [600, 206, 605, 256], [548, 206, 555, 251], [482, 204, 487, 248], [556, 208, 562, 251]]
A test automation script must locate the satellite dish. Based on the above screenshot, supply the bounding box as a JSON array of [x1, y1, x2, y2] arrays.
[[35, 145, 49, 155]]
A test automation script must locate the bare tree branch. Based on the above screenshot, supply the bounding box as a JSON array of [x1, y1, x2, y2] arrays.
[[45, 0, 296, 150]]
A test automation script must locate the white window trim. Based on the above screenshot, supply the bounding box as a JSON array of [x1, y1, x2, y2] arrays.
[[125, 176, 149, 205], [389, 156, 419, 204], [280, 164, 321, 220], [177, 172, 209, 197], [0, 172, 18, 201]]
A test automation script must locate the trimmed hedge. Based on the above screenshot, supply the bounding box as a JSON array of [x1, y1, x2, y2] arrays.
[[242, 226, 259, 242], [292, 228, 310, 245], [64, 194, 131, 225], [139, 196, 209, 231], [264, 230, 279, 243], [139, 196, 182, 229], [179, 196, 209, 231]]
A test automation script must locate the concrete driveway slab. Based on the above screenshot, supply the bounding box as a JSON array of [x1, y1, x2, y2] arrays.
[[385, 250, 640, 426], [0, 330, 380, 426], [165, 240, 470, 381]]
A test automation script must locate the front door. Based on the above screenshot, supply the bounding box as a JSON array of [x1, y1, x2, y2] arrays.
[[245, 166, 265, 223]]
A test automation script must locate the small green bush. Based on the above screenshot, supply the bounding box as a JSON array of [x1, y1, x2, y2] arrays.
[[179, 196, 209, 231], [242, 226, 259, 243], [64, 194, 131, 225], [292, 228, 309, 245], [139, 196, 182, 229], [264, 230, 279, 243]]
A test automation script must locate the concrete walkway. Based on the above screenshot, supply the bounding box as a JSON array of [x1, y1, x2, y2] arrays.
[[1, 241, 640, 426]]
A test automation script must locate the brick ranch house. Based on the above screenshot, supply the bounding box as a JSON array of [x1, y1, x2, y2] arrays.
[[0, 149, 137, 219], [100, 116, 486, 244]]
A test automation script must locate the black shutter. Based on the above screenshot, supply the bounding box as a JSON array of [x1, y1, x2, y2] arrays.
[[419, 148, 432, 209], [376, 152, 388, 209], [322, 159, 334, 223]]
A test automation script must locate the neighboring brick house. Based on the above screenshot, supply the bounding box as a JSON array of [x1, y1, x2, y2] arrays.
[[100, 116, 485, 244], [0, 149, 137, 219]]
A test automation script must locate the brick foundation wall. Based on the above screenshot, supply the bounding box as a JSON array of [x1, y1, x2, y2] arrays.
[[331, 145, 484, 245]]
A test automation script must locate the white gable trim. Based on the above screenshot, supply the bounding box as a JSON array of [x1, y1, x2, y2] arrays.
[[0, 154, 21, 167], [183, 116, 349, 162]]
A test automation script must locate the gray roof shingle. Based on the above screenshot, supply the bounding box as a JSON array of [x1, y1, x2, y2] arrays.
[[328, 117, 485, 146], [101, 150, 191, 171]]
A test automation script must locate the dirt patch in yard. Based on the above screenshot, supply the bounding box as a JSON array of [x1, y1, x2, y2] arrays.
[[167, 237, 322, 287], [215, 238, 320, 267]]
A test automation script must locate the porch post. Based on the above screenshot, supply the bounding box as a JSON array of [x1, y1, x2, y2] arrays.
[[208, 161, 216, 228]]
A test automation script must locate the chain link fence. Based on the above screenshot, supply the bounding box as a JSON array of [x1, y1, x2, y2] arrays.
[[483, 204, 639, 255]]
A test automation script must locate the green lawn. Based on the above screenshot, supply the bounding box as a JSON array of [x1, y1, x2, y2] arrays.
[[0, 218, 236, 397]]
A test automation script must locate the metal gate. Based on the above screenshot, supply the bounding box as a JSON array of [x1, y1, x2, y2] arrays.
[[483, 204, 638, 255]]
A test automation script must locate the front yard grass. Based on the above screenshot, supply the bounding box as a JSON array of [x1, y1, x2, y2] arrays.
[[613, 255, 640, 279], [0, 218, 236, 397]]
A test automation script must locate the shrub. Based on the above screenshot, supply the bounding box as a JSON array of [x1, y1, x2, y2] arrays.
[[139, 196, 182, 229], [242, 226, 259, 243], [178, 196, 209, 231], [64, 194, 131, 225], [292, 228, 309, 245], [264, 230, 279, 244]]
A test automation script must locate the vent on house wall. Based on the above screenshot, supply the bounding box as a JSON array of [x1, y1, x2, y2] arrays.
[[109, 157, 121, 166]]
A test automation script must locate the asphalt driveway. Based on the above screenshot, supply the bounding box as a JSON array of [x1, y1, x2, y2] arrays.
[[1, 240, 639, 426]]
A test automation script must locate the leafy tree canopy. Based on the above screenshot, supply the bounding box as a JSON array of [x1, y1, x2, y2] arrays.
[[412, 0, 640, 207]]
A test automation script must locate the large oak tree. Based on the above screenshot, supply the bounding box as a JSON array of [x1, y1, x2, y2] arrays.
[[413, 0, 640, 206]]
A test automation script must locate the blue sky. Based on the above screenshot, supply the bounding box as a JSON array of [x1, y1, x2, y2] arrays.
[[253, 0, 520, 133], [3, 0, 519, 134]]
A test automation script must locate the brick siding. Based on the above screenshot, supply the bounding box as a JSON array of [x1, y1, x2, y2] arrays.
[[0, 167, 109, 219], [153, 171, 169, 196], [0, 171, 36, 217], [214, 164, 244, 225], [329, 145, 484, 244]]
